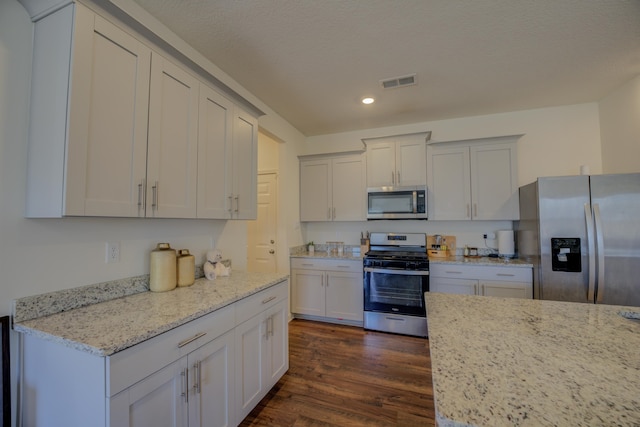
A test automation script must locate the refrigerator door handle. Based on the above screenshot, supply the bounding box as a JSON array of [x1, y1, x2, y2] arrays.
[[593, 203, 605, 303], [584, 203, 597, 302]]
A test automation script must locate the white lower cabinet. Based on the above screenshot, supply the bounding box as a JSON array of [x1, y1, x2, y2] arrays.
[[110, 331, 234, 427], [429, 264, 532, 299], [290, 258, 364, 324], [19, 281, 288, 427], [234, 299, 288, 422]]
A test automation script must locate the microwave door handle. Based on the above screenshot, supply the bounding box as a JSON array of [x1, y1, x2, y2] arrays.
[[413, 191, 417, 213]]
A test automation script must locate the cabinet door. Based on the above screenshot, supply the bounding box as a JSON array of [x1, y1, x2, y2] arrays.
[[109, 358, 188, 427], [470, 142, 519, 220], [481, 281, 532, 299], [427, 145, 471, 220], [300, 159, 331, 221], [234, 313, 266, 422], [365, 142, 395, 187], [197, 85, 233, 219], [291, 269, 326, 316], [332, 155, 366, 221], [429, 277, 478, 295], [325, 271, 364, 321], [396, 140, 426, 186], [65, 7, 151, 217], [188, 331, 235, 427], [230, 108, 258, 219], [147, 53, 199, 218], [264, 300, 289, 389]]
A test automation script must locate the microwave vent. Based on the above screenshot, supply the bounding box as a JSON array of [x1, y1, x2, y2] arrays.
[[380, 74, 417, 90]]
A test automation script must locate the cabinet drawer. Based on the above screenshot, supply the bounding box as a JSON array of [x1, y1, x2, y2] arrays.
[[291, 258, 362, 273], [107, 304, 235, 396], [235, 280, 288, 325], [430, 263, 531, 283]]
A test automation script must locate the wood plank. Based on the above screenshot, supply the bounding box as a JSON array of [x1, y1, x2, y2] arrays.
[[239, 319, 435, 426]]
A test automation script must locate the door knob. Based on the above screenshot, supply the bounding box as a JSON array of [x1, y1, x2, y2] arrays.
[[269, 249, 275, 254], [270, 240, 275, 244]]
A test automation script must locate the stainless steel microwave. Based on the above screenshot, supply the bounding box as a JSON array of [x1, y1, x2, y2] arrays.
[[367, 187, 428, 220]]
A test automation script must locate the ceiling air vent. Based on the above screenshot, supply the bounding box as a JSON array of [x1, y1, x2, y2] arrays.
[[380, 74, 417, 90]]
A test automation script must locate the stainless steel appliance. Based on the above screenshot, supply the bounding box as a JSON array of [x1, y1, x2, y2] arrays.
[[363, 232, 429, 337], [517, 173, 640, 305], [367, 187, 427, 220]]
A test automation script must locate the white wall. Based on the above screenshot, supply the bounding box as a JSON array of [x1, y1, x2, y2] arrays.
[[306, 103, 603, 186], [599, 74, 640, 174]]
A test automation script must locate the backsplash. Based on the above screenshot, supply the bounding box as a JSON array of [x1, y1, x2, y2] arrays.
[[13, 261, 230, 323]]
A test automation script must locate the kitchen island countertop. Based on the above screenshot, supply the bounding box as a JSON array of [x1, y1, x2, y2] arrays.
[[425, 292, 640, 426], [13, 271, 289, 356]]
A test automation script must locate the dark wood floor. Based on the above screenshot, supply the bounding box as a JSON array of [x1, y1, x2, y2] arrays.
[[239, 319, 436, 427]]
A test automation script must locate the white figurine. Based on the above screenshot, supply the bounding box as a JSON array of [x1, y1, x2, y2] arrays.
[[204, 249, 230, 280]]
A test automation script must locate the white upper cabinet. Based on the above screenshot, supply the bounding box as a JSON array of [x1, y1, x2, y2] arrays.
[[299, 153, 366, 221], [427, 136, 520, 220], [364, 133, 428, 188], [228, 109, 258, 219], [26, 3, 151, 217], [23, 2, 260, 219], [147, 53, 199, 218], [197, 85, 233, 219]]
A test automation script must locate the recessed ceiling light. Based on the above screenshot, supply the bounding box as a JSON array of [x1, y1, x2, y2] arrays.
[[362, 97, 375, 105]]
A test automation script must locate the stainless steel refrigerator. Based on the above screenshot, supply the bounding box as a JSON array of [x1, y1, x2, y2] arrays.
[[517, 173, 640, 306]]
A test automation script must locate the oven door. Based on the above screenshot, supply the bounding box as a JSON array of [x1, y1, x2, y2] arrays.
[[363, 267, 429, 316]]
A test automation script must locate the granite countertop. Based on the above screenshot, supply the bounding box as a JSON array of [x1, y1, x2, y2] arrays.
[[13, 271, 289, 357], [290, 251, 364, 261], [425, 293, 640, 426], [290, 249, 531, 268], [428, 255, 533, 268]]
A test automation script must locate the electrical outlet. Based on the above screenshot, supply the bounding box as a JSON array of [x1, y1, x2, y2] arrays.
[[483, 234, 488, 239], [106, 242, 120, 263], [484, 232, 496, 240]]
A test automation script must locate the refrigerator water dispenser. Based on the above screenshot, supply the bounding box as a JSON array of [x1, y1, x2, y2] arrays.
[[551, 238, 581, 272]]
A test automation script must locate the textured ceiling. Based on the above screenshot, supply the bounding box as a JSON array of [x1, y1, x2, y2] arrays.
[[130, 0, 640, 136]]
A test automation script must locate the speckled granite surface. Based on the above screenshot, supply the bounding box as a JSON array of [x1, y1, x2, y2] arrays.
[[428, 256, 533, 268], [13, 271, 288, 357], [290, 246, 363, 261], [425, 293, 640, 426]]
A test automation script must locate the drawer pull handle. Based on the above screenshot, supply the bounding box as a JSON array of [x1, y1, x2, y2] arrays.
[[262, 295, 277, 305], [336, 265, 350, 268], [178, 332, 207, 348], [301, 263, 314, 267], [497, 273, 515, 277], [445, 271, 463, 274]]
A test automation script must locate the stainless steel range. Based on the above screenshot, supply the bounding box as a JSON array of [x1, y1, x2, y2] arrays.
[[363, 232, 429, 337]]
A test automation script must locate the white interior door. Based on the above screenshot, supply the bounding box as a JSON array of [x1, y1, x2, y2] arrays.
[[247, 173, 278, 272]]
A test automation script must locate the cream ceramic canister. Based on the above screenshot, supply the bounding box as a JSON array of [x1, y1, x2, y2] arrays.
[[150, 243, 177, 292], [177, 249, 195, 287]]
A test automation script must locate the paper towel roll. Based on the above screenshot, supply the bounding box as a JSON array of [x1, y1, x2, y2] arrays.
[[497, 230, 515, 257]]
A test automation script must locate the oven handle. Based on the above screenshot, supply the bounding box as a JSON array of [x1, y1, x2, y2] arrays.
[[364, 267, 429, 276]]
